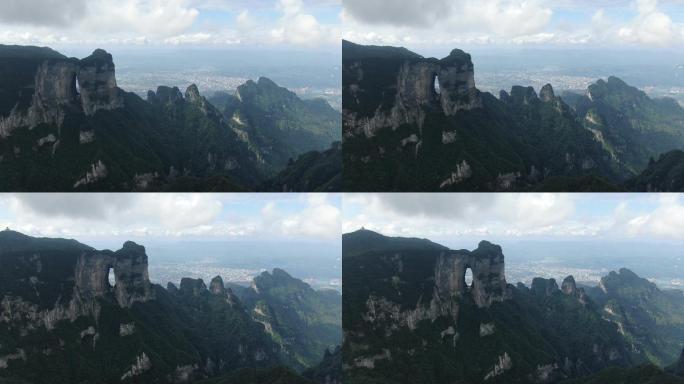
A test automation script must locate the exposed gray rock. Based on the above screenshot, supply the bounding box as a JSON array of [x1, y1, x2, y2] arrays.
[[121, 352, 152, 380], [345, 47, 482, 138], [79, 130, 95, 144], [479, 322, 496, 337], [209, 276, 225, 295], [73, 160, 108, 188], [439, 160, 472, 188], [442, 130, 458, 144], [539, 84, 555, 102], [561, 276, 577, 296], [484, 352, 512, 380], [434, 241, 511, 308], [120, 323, 136, 337], [78, 49, 124, 116]]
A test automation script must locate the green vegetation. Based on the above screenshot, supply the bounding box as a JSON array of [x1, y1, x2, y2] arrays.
[[343, 42, 684, 191], [625, 150, 684, 191], [239, 269, 342, 371], [0, 45, 341, 192], [561, 364, 684, 384], [342, 229, 684, 383], [260, 142, 342, 192], [0, 231, 340, 383]]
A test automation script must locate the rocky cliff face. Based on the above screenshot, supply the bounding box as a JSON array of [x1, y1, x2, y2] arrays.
[[343, 40, 482, 138], [77, 49, 124, 116], [0, 49, 123, 137], [434, 241, 510, 308], [0, 231, 154, 334]]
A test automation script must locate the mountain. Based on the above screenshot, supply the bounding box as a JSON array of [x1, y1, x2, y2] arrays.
[[568, 76, 684, 174], [343, 40, 684, 192], [303, 346, 342, 384], [342, 228, 448, 257], [260, 142, 342, 192], [238, 269, 342, 371], [342, 229, 684, 383], [208, 78, 340, 171], [625, 150, 684, 191], [0, 230, 338, 383], [342, 40, 624, 192], [0, 44, 340, 192], [586, 268, 684, 366]]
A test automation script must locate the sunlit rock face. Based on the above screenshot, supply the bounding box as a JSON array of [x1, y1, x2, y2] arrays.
[[435, 241, 510, 308]]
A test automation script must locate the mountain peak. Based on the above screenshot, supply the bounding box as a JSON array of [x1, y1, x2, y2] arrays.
[[540, 83, 555, 102], [257, 77, 278, 88], [210, 275, 225, 294], [185, 84, 202, 103]]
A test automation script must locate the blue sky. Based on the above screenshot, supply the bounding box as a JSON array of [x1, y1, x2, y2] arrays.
[[0, 193, 341, 245], [343, 193, 684, 243], [0, 0, 341, 49], [343, 0, 684, 50]]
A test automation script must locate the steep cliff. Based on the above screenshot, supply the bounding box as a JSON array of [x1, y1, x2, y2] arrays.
[[0, 44, 339, 192], [343, 230, 637, 384], [342, 41, 625, 192], [0, 230, 289, 384], [0, 47, 123, 138]]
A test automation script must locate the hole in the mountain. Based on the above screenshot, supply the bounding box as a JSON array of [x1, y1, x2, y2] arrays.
[[465, 268, 473, 289], [433, 74, 441, 95], [108, 267, 116, 289]]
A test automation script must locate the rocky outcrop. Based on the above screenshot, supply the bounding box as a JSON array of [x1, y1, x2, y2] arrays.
[[78, 49, 124, 116], [343, 41, 482, 138], [439, 160, 473, 188], [507, 86, 539, 105], [539, 84, 555, 103], [73, 241, 154, 308], [434, 241, 511, 308], [209, 276, 226, 295], [148, 86, 184, 105], [73, 160, 108, 188], [120, 352, 152, 381], [0, 233, 154, 334], [180, 278, 207, 296], [484, 352, 512, 380], [0, 49, 123, 137], [531, 278, 559, 297]]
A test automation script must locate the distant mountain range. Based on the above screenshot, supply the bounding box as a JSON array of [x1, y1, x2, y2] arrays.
[[342, 40, 684, 192], [342, 228, 684, 383], [0, 44, 341, 192], [0, 230, 341, 383]]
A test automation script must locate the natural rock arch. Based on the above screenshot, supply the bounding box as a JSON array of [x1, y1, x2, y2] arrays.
[[434, 241, 511, 308], [74, 241, 154, 308]]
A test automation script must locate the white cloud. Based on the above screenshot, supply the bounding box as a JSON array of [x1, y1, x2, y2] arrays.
[[623, 195, 684, 238], [343, 193, 684, 242], [0, 0, 339, 47], [0, 193, 340, 241], [616, 0, 680, 45], [342, 193, 577, 240], [263, 194, 341, 239], [267, 0, 340, 46], [343, 0, 684, 48]]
